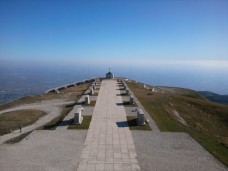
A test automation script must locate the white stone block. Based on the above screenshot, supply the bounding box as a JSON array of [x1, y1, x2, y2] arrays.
[[90, 88, 94, 95], [73, 107, 83, 124], [55, 88, 59, 94], [137, 109, 145, 125], [85, 95, 90, 104], [129, 95, 134, 104]]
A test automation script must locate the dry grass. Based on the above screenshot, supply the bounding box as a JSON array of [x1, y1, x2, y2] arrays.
[[126, 81, 228, 167], [122, 101, 138, 107], [0, 83, 90, 111], [5, 131, 32, 144], [0, 83, 90, 132], [92, 92, 99, 96], [127, 116, 152, 130], [0, 109, 46, 135], [83, 101, 96, 107], [68, 116, 92, 129]]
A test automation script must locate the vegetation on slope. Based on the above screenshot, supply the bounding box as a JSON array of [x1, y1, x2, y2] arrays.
[[198, 91, 228, 104], [0, 83, 90, 132], [0, 83, 90, 111], [126, 81, 228, 167]]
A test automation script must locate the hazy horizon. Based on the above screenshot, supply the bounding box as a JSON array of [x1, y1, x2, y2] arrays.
[[1, 62, 228, 104]]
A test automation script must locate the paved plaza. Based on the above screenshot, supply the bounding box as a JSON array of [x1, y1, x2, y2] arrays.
[[77, 80, 140, 171]]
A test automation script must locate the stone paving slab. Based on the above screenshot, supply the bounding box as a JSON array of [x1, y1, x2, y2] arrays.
[[131, 132, 227, 171], [77, 80, 140, 171], [124, 107, 138, 116], [0, 130, 87, 171]]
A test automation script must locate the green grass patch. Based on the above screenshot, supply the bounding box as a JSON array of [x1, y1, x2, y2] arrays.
[[0, 110, 46, 135], [5, 131, 32, 144], [117, 93, 129, 96], [84, 100, 96, 106], [68, 116, 92, 129], [93, 93, 99, 96], [122, 101, 138, 107], [187, 128, 228, 167], [127, 116, 152, 130]]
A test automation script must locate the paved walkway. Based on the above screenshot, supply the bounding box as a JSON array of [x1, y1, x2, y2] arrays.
[[77, 80, 140, 171]]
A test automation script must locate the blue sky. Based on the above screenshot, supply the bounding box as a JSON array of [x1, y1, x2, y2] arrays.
[[0, 0, 228, 67]]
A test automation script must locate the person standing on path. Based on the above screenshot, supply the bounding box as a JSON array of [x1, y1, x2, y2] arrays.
[[19, 123, 22, 133]]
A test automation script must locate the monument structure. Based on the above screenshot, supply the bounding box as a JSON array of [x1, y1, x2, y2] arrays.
[[106, 68, 114, 79]]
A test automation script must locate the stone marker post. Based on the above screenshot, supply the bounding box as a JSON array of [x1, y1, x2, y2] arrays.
[[74, 107, 83, 124], [129, 95, 134, 105], [90, 88, 94, 95], [85, 95, 90, 104], [137, 108, 145, 125]]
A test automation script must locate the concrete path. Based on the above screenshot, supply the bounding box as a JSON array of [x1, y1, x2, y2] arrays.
[[77, 80, 140, 171], [0, 130, 87, 171], [132, 132, 228, 171]]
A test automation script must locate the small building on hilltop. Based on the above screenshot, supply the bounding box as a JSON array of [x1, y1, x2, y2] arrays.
[[106, 68, 114, 79]]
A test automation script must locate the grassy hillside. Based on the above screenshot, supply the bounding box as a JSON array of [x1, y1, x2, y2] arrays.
[[0, 83, 90, 133], [0, 83, 89, 111], [198, 91, 228, 104], [126, 81, 228, 167]]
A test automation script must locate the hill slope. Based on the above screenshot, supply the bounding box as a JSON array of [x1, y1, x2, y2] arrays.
[[198, 91, 228, 105], [126, 81, 228, 167]]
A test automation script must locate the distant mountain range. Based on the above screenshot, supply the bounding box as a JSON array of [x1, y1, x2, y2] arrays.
[[198, 91, 228, 105]]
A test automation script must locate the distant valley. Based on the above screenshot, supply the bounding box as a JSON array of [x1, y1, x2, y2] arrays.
[[198, 91, 228, 105]]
